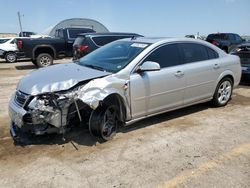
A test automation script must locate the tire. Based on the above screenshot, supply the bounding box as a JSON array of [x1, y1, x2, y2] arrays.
[[36, 53, 53, 68], [212, 77, 233, 107], [5, 52, 17, 63], [31, 60, 37, 66], [89, 104, 119, 141]]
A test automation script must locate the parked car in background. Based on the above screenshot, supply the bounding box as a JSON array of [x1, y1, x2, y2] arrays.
[[16, 27, 96, 67], [185, 34, 204, 40], [230, 42, 250, 81], [73, 32, 142, 60], [206, 33, 245, 53], [0, 38, 25, 63], [9, 37, 241, 142], [19, 31, 36, 37]]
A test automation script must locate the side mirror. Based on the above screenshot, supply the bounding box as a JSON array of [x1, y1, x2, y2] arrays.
[[137, 61, 160, 73]]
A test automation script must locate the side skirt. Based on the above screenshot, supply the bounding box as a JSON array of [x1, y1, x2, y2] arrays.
[[125, 97, 212, 126]]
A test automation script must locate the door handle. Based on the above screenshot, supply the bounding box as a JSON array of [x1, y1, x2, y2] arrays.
[[175, 71, 184, 77], [213, 64, 220, 69]]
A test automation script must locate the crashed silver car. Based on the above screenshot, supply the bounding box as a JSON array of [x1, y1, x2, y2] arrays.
[[9, 37, 241, 141]]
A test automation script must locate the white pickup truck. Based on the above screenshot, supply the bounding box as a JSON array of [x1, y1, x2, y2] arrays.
[[0, 38, 25, 63]]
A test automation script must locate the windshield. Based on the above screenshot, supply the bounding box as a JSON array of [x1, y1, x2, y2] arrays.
[[78, 40, 149, 73], [0, 39, 9, 44]]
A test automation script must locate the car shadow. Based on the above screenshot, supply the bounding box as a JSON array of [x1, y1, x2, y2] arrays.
[[15, 64, 37, 70], [14, 64, 49, 71], [14, 102, 210, 147], [119, 102, 209, 134], [0, 59, 30, 63], [240, 80, 250, 86]]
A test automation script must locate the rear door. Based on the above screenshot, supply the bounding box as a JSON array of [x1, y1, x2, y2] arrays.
[[130, 43, 186, 118], [179, 43, 220, 104]]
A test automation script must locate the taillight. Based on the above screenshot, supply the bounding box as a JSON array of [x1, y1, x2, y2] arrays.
[[17, 40, 23, 49], [79, 45, 88, 52], [212, 40, 219, 46]]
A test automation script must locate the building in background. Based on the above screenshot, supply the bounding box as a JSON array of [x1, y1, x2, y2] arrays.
[[45, 18, 109, 37], [0, 33, 17, 38]]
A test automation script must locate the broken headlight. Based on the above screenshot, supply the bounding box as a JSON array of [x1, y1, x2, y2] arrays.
[[37, 93, 59, 108]]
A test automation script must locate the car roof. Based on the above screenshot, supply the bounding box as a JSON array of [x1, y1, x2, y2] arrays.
[[208, 33, 238, 36], [121, 37, 209, 44], [77, 32, 142, 37]]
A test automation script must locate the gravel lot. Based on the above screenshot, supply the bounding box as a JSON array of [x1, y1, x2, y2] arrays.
[[0, 59, 249, 188]]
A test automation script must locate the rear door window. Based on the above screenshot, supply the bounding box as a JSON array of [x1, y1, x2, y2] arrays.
[[179, 43, 209, 63], [55, 29, 64, 38], [206, 47, 219, 59], [235, 35, 242, 43], [228, 34, 236, 41]]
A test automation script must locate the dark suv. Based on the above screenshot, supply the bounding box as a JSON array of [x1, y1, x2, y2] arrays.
[[73, 32, 142, 60], [206, 33, 245, 53], [230, 42, 250, 81]]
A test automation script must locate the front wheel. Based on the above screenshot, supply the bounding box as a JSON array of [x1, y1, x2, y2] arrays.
[[36, 53, 53, 68], [212, 78, 233, 107], [89, 104, 119, 141], [5, 52, 17, 63]]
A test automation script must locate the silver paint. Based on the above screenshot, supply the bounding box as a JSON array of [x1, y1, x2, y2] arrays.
[[9, 37, 242, 135]]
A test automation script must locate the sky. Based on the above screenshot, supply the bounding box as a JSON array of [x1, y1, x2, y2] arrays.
[[0, 0, 249, 37]]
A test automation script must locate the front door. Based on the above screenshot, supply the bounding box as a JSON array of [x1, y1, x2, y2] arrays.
[[130, 43, 186, 118]]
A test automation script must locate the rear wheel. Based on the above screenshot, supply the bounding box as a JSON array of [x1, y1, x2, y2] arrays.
[[36, 53, 53, 68], [5, 52, 17, 63], [89, 104, 119, 141], [212, 78, 233, 107]]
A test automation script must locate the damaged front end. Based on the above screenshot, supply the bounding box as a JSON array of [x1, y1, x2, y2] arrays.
[[9, 88, 90, 137], [9, 92, 67, 137], [9, 76, 130, 141]]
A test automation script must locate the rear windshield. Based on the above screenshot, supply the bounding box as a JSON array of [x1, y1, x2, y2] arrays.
[[73, 36, 86, 46], [92, 35, 135, 46], [207, 34, 228, 40], [68, 28, 95, 39], [0, 39, 9, 44]]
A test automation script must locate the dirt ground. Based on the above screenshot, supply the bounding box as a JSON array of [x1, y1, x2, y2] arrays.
[[0, 59, 249, 188]]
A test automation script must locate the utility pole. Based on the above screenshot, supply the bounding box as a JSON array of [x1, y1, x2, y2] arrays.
[[17, 11, 23, 37]]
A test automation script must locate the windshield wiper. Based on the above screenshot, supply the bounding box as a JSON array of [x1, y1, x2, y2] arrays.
[[84, 64, 106, 72]]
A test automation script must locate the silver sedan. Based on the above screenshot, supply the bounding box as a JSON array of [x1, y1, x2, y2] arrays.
[[9, 37, 241, 141]]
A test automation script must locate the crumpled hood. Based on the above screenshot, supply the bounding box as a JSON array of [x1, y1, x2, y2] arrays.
[[17, 63, 110, 95]]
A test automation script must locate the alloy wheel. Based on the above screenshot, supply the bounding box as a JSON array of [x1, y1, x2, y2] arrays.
[[217, 80, 232, 105], [101, 106, 117, 139]]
